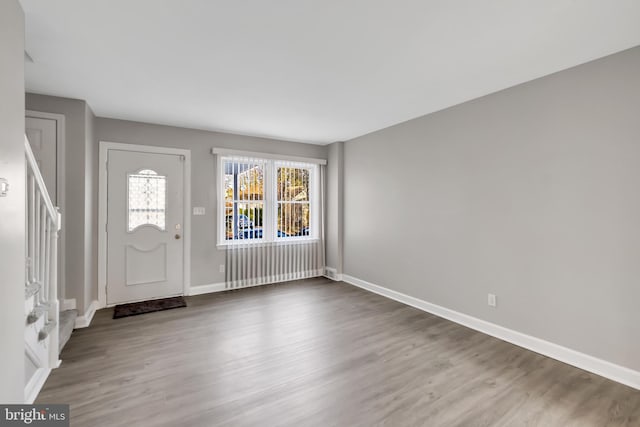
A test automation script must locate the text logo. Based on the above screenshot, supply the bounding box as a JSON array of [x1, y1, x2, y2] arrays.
[[0, 405, 69, 426]]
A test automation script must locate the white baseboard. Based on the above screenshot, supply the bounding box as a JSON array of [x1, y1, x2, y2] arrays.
[[75, 300, 99, 328], [188, 270, 324, 296], [188, 282, 226, 296], [342, 274, 640, 391], [61, 298, 76, 311], [24, 367, 51, 404], [323, 267, 343, 281]]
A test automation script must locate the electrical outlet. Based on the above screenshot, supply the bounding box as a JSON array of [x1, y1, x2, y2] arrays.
[[219, 264, 225, 273], [487, 293, 497, 307]]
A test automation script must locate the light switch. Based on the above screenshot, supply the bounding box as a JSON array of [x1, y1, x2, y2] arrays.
[[0, 178, 9, 197], [193, 207, 206, 215]]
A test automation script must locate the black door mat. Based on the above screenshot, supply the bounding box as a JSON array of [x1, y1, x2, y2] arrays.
[[113, 296, 187, 319]]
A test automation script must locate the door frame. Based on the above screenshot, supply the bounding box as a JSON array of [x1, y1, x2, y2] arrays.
[[98, 141, 191, 308], [25, 110, 66, 301]]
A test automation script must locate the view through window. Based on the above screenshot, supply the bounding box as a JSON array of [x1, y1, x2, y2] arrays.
[[221, 157, 316, 243]]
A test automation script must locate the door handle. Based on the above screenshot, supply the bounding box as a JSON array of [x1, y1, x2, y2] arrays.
[[175, 234, 181, 240]]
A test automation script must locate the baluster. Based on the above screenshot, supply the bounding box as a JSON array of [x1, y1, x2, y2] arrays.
[[38, 201, 44, 307], [25, 177, 30, 287], [35, 192, 41, 287], [40, 198, 47, 302], [51, 211, 59, 303], [29, 173, 35, 285], [44, 216, 52, 305]]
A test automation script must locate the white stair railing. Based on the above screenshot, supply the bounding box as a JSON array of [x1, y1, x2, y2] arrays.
[[24, 135, 60, 369]]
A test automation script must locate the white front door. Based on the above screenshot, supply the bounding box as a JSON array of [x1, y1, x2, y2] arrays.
[[106, 149, 185, 305], [25, 116, 57, 204]]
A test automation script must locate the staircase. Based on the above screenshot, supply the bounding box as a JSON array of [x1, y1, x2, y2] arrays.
[[24, 136, 67, 403]]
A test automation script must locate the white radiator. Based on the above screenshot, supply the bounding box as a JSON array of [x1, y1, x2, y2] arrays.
[[225, 240, 324, 288]]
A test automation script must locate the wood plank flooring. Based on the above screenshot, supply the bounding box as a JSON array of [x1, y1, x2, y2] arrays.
[[37, 277, 640, 426]]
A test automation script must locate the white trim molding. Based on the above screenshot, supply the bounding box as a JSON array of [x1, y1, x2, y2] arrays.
[[98, 141, 192, 308], [75, 300, 99, 329], [24, 368, 51, 404], [342, 274, 640, 391], [188, 282, 226, 296], [61, 298, 76, 311], [211, 147, 327, 165], [323, 267, 343, 281], [216, 238, 321, 250]]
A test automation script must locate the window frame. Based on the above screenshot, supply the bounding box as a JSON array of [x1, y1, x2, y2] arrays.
[[216, 155, 320, 247]]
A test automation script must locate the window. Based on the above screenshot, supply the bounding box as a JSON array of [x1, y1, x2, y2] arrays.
[[277, 165, 310, 238], [223, 159, 265, 241], [218, 155, 318, 244], [127, 169, 167, 231]]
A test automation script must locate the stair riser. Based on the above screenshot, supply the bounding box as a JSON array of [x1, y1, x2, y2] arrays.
[[27, 303, 51, 324], [24, 319, 49, 370], [58, 309, 78, 353]]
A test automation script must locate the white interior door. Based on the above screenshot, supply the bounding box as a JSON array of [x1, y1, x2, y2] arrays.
[[106, 149, 185, 305], [25, 116, 57, 204]]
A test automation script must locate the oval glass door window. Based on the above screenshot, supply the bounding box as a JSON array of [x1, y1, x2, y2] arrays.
[[127, 169, 167, 231]]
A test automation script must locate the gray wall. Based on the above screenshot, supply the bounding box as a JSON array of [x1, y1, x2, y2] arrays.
[[0, 0, 26, 402], [95, 118, 328, 287], [343, 46, 640, 372], [325, 141, 344, 274], [25, 94, 94, 314]]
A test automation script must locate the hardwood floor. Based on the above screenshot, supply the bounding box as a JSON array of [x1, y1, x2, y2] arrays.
[[37, 277, 640, 426]]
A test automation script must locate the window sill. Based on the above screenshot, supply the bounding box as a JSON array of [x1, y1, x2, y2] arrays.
[[216, 238, 320, 250]]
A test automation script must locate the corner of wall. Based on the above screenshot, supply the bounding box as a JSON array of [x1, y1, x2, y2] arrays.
[[84, 103, 98, 311], [325, 141, 345, 275]]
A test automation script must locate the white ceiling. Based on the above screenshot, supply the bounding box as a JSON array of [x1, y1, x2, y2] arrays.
[[20, 1, 640, 145]]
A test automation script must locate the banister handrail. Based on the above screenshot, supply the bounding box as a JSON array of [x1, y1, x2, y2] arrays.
[[24, 135, 58, 228]]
